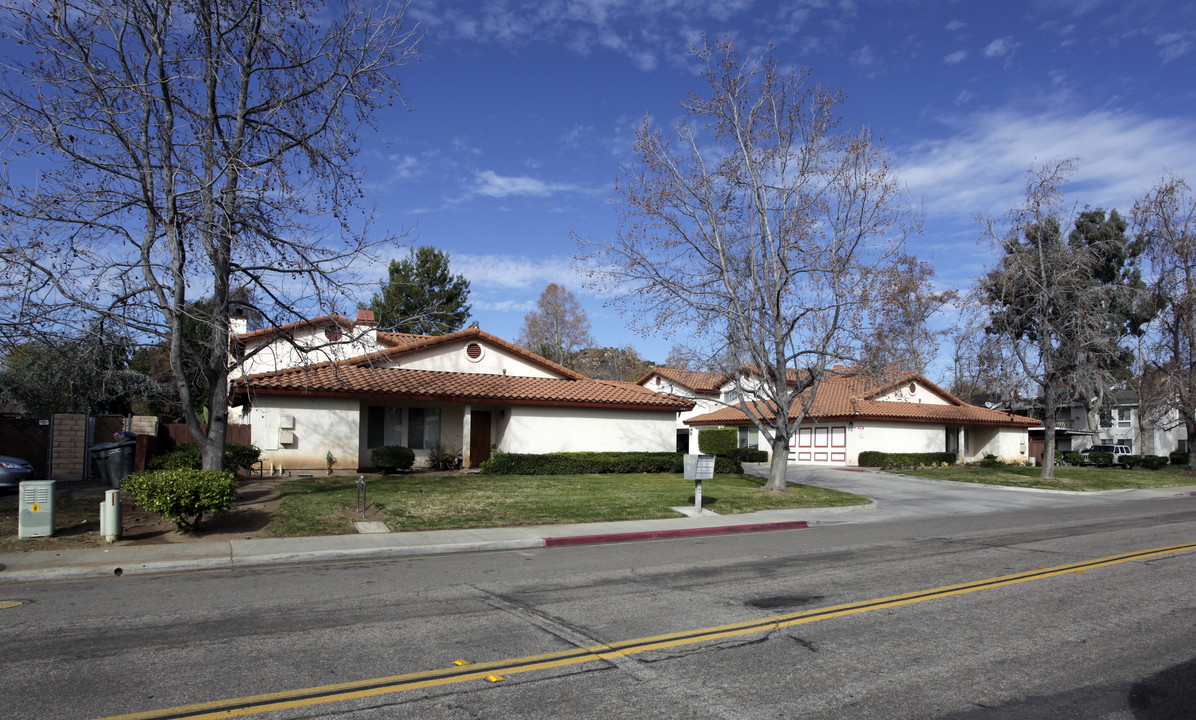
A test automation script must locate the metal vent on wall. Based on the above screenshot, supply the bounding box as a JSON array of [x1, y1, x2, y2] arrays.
[[465, 343, 483, 360]]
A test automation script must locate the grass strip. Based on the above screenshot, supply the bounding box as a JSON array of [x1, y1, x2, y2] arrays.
[[267, 472, 867, 536], [891, 464, 1196, 491]]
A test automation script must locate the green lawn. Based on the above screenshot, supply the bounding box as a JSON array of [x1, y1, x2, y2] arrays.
[[891, 464, 1196, 492], [267, 472, 868, 536]]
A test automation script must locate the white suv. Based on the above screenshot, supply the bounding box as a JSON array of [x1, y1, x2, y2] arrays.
[[1081, 444, 1133, 466]]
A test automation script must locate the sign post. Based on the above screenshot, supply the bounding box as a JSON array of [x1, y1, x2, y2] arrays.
[[683, 454, 716, 512]]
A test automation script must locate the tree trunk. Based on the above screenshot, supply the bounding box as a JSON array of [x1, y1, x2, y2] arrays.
[[1185, 414, 1196, 472], [764, 434, 789, 491], [1040, 383, 1057, 479]]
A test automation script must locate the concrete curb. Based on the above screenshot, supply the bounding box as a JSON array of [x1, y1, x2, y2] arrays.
[[545, 521, 811, 547]]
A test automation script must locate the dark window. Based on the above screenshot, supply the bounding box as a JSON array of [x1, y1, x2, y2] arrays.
[[408, 408, 441, 449], [367, 406, 402, 449]]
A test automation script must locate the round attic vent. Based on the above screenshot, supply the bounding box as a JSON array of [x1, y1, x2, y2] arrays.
[[325, 325, 343, 341], [465, 342, 484, 361], [908, 382, 917, 394]]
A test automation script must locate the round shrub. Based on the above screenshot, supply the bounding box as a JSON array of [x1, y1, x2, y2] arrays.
[[122, 469, 238, 532], [1062, 451, 1085, 466], [372, 445, 415, 473], [1170, 451, 1188, 466], [149, 441, 262, 472], [225, 443, 262, 471]]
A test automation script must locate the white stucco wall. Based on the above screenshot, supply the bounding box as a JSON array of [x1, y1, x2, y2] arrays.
[[238, 325, 380, 377], [383, 339, 561, 378], [498, 406, 676, 454], [966, 426, 1028, 463], [853, 421, 946, 457], [248, 395, 361, 472], [874, 381, 952, 405]]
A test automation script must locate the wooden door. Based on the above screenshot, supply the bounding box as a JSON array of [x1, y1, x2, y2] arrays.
[[470, 411, 492, 466]]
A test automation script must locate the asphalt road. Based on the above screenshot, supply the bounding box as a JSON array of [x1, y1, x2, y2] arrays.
[[2, 497, 1194, 720]]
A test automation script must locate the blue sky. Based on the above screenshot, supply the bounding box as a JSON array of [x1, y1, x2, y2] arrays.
[[354, 0, 1195, 377]]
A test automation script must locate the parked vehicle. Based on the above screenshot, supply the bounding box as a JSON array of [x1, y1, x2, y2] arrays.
[[0, 455, 35, 489], [1081, 444, 1133, 466]]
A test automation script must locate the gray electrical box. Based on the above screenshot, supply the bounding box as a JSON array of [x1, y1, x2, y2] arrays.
[[19, 480, 55, 538]]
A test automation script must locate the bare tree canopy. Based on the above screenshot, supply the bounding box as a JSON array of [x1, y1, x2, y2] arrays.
[[1134, 174, 1196, 468], [978, 159, 1147, 478], [860, 255, 957, 376], [516, 283, 595, 369], [0, 0, 420, 469], [579, 38, 915, 491]]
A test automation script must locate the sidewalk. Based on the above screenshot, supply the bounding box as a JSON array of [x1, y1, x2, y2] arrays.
[[0, 501, 877, 584]]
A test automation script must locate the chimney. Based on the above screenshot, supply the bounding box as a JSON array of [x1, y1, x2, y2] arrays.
[[355, 309, 377, 326], [229, 308, 248, 337], [354, 309, 378, 349]]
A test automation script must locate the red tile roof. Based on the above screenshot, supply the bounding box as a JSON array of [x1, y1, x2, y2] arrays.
[[683, 368, 1037, 427], [234, 364, 694, 411], [638, 367, 727, 394], [235, 314, 356, 343]]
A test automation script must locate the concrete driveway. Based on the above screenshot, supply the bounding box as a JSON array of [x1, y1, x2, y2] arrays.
[[744, 464, 1196, 524]]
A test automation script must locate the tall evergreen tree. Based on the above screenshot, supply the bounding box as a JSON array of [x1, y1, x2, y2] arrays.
[[368, 246, 472, 335]]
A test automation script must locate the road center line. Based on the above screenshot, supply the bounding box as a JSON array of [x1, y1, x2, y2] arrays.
[[96, 541, 1196, 720]]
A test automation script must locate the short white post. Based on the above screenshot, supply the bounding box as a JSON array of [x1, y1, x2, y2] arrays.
[[694, 478, 703, 512], [101, 489, 121, 543]]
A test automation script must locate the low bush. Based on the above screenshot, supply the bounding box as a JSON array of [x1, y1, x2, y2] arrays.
[[1138, 455, 1170, 470], [122, 469, 238, 532], [149, 442, 261, 472], [1170, 451, 1189, 466], [1123, 454, 1143, 468], [979, 454, 1004, 468], [698, 428, 737, 456], [858, 451, 956, 468], [1087, 450, 1114, 467], [1062, 451, 1085, 466], [372, 445, 415, 473], [426, 443, 460, 471], [723, 447, 769, 463], [480, 451, 742, 476]]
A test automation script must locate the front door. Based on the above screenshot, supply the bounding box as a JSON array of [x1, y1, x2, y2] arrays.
[[470, 411, 492, 467]]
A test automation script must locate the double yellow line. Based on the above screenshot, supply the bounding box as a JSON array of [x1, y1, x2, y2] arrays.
[[99, 541, 1196, 720]]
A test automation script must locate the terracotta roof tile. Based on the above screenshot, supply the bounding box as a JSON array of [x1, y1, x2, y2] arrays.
[[235, 365, 694, 411], [346, 327, 589, 381], [684, 369, 1037, 427], [637, 367, 727, 393]]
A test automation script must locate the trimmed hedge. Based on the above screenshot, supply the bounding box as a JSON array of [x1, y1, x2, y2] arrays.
[[724, 447, 769, 463], [698, 428, 737, 456], [148, 442, 262, 472], [122, 469, 238, 532], [857, 451, 956, 468], [1087, 451, 1114, 467], [1124, 454, 1169, 470], [1170, 451, 1189, 466], [479, 451, 742, 476], [372, 445, 415, 473], [1062, 451, 1085, 466]]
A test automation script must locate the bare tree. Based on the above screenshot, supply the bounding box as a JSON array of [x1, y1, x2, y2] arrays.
[[516, 283, 596, 369], [579, 38, 914, 491], [947, 301, 1025, 403], [0, 0, 420, 469], [1134, 174, 1196, 468], [978, 159, 1140, 478], [859, 255, 957, 375]]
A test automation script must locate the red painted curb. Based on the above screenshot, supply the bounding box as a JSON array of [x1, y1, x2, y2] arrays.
[[544, 520, 810, 547]]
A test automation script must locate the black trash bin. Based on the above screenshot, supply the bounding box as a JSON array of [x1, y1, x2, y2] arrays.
[[107, 441, 137, 488], [89, 441, 119, 486]]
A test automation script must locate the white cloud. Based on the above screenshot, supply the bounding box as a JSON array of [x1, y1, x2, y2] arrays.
[[471, 170, 580, 199], [454, 254, 586, 290], [945, 20, 966, 32], [850, 45, 877, 69], [471, 298, 537, 313], [944, 50, 967, 64], [1156, 32, 1193, 63], [955, 89, 973, 105], [897, 108, 1196, 220], [983, 38, 1013, 58]]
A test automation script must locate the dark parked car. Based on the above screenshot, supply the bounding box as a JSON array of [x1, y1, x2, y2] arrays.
[[0, 455, 35, 489]]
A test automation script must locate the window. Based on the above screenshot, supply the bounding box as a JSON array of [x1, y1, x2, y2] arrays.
[[408, 408, 441, 449], [738, 426, 757, 448], [1116, 408, 1131, 428], [367, 406, 402, 449]]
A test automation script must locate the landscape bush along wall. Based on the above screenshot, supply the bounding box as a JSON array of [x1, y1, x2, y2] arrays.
[[723, 447, 769, 462], [1123, 454, 1170, 470], [480, 451, 743, 475], [148, 442, 262, 472], [1170, 451, 1188, 466], [698, 427, 737, 456], [857, 451, 957, 468], [371, 445, 415, 473]]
